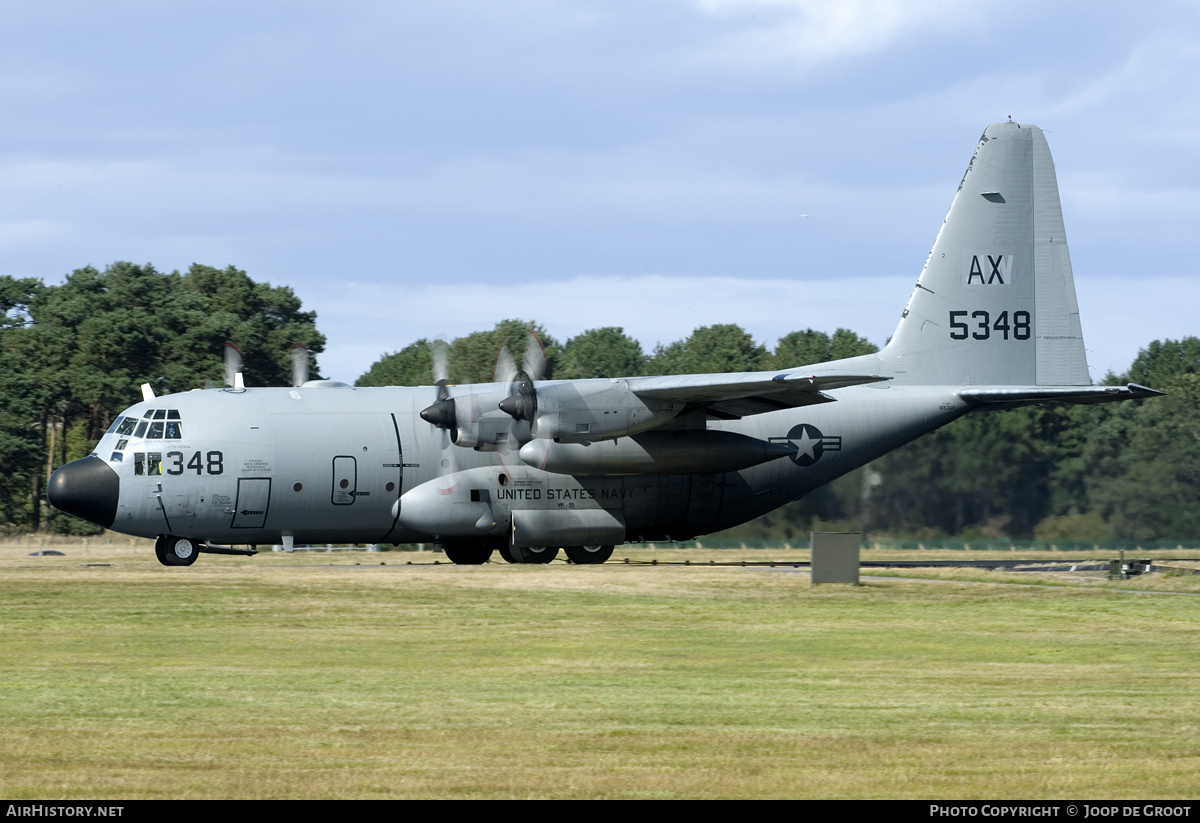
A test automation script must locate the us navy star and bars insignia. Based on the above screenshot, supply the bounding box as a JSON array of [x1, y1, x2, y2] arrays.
[[769, 424, 842, 467]]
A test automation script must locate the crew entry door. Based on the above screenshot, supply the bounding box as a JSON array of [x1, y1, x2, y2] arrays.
[[231, 477, 271, 528]]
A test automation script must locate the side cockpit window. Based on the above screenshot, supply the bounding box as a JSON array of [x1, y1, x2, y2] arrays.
[[116, 418, 138, 436], [165, 421, 182, 439], [148, 422, 164, 439], [106, 417, 123, 434]]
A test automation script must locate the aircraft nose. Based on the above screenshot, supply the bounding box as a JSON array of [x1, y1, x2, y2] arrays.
[[47, 456, 120, 529]]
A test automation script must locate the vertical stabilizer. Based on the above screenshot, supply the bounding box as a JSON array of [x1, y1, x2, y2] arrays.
[[882, 122, 1089, 386]]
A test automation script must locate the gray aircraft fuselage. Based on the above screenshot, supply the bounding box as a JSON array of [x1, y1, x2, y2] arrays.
[[86, 378, 965, 546]]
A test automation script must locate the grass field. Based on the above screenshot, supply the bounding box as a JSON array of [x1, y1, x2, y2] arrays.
[[2, 540, 1199, 799]]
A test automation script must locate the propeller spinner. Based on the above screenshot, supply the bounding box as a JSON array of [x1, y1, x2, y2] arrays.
[[498, 333, 545, 424], [419, 340, 457, 432]]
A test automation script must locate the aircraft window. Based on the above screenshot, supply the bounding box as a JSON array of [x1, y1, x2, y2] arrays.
[[134, 422, 148, 438], [168, 410, 180, 419], [110, 452, 123, 463], [164, 422, 182, 439], [153, 410, 167, 420], [116, 418, 137, 436], [386, 482, 395, 492], [116, 439, 129, 450], [147, 453, 162, 475], [134, 453, 145, 475], [293, 483, 303, 492], [106, 417, 123, 434], [147, 422, 165, 439]]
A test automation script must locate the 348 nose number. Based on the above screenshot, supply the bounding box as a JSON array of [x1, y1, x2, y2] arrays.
[[949, 310, 1030, 341]]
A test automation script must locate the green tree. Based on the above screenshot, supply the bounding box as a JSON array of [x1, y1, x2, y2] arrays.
[[449, 319, 559, 385], [357, 320, 561, 388], [647, 324, 769, 375], [356, 339, 435, 387], [772, 328, 878, 369], [556, 327, 645, 379], [1124, 337, 1200, 388]]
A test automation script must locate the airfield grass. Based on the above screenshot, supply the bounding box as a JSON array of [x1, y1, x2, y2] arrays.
[[2, 541, 1200, 799]]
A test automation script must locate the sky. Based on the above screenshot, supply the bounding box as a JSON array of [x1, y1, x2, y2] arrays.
[[2, 0, 1198, 383]]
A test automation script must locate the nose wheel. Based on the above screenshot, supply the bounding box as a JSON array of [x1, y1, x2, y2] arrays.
[[155, 535, 200, 567]]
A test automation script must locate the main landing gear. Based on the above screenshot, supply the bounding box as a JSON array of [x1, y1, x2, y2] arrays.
[[563, 545, 614, 565], [441, 543, 615, 565]]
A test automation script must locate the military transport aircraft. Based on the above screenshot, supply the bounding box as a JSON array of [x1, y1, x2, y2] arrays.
[[48, 121, 1161, 566]]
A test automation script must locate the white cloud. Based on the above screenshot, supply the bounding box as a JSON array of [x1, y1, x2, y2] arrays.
[[686, 0, 982, 68]]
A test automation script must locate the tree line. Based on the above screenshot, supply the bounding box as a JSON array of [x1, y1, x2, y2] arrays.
[[2, 264, 1195, 540]]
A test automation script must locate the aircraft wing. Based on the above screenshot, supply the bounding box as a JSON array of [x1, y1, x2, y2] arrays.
[[957, 383, 1163, 408], [629, 371, 891, 419]]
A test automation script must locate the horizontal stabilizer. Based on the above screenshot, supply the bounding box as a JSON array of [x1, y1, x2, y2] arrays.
[[958, 383, 1163, 407], [630, 372, 890, 418]]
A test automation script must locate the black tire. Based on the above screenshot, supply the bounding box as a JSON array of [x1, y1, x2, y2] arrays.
[[498, 543, 516, 564], [154, 535, 170, 566], [564, 545, 614, 565], [510, 545, 558, 564], [159, 536, 199, 566], [443, 544, 493, 565]]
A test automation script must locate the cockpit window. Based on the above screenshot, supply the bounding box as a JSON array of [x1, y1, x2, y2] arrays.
[[134, 453, 145, 475], [116, 418, 138, 436], [106, 417, 123, 434], [147, 453, 162, 475], [153, 409, 167, 420], [168, 410, 180, 419], [148, 422, 164, 439], [116, 439, 128, 450], [110, 452, 123, 463], [134, 421, 148, 438], [164, 422, 182, 439]]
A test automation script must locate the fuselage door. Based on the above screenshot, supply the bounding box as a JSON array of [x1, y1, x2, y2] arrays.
[[332, 456, 357, 505], [231, 478, 271, 529]]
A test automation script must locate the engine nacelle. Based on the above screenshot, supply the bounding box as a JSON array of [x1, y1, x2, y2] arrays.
[[527, 380, 682, 443]]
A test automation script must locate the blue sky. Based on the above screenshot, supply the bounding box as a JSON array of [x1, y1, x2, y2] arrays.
[[3, 1, 1198, 382]]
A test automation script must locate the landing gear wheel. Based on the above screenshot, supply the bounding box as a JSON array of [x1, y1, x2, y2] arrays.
[[498, 544, 516, 564], [510, 545, 558, 564], [564, 545, 614, 565], [156, 535, 199, 566], [443, 544, 494, 565]]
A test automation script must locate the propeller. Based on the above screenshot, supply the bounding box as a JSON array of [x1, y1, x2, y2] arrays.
[[224, 342, 244, 389], [498, 332, 545, 427], [419, 339, 456, 435], [291, 344, 309, 387], [417, 339, 463, 492]]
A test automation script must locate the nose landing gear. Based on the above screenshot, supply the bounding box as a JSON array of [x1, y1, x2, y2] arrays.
[[155, 535, 200, 566]]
